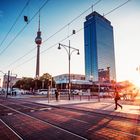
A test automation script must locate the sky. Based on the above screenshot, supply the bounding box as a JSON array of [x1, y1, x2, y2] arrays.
[[0, 0, 140, 85]]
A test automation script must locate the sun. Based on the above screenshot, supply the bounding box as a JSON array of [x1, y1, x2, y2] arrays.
[[130, 74, 140, 88]]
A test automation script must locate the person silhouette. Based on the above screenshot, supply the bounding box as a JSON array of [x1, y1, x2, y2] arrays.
[[55, 89, 59, 101], [114, 88, 122, 110]]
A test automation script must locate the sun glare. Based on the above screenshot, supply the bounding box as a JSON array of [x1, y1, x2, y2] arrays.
[[130, 74, 140, 88]]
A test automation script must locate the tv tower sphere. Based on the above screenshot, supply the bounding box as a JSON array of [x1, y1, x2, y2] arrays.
[[35, 31, 42, 45]]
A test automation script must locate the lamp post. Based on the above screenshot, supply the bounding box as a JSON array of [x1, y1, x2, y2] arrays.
[[48, 76, 52, 103], [58, 40, 80, 100]]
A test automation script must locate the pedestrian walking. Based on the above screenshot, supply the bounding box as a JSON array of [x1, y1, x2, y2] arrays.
[[55, 89, 59, 101], [114, 88, 122, 110]]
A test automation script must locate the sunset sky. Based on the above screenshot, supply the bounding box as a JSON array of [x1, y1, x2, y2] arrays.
[[0, 0, 140, 85]]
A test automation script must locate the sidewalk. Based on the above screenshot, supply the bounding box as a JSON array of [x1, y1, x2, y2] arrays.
[[6, 94, 140, 121], [34, 97, 140, 121]]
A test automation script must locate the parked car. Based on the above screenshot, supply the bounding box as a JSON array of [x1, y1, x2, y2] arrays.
[[38, 89, 48, 95], [37, 88, 56, 95], [72, 89, 80, 95], [99, 92, 113, 98]]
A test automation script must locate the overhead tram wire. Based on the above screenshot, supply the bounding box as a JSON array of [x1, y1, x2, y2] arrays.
[[11, 23, 96, 71], [37, 0, 132, 54], [68, 0, 132, 38], [104, 0, 131, 16], [42, 0, 102, 43], [6, 0, 131, 71], [11, 29, 83, 71], [11, 33, 76, 71], [0, 0, 51, 56], [4, 47, 36, 69], [4, 0, 102, 70], [0, 0, 30, 49]]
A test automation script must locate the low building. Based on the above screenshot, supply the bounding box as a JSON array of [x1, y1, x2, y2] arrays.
[[53, 74, 92, 90], [2, 74, 20, 89]]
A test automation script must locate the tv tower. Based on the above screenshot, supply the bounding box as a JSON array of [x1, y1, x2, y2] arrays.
[[35, 11, 42, 78]]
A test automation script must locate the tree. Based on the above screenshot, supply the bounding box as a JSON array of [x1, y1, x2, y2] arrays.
[[14, 77, 34, 90], [39, 73, 56, 89], [14, 73, 56, 90]]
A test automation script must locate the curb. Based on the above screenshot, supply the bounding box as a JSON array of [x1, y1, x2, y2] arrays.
[[58, 105, 140, 121]]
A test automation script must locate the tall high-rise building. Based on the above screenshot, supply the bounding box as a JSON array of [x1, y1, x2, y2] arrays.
[[84, 11, 116, 82]]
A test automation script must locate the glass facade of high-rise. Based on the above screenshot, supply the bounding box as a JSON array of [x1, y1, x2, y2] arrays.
[[84, 11, 116, 82]]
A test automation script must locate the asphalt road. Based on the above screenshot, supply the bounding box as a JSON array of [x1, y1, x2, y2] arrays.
[[0, 98, 140, 140]]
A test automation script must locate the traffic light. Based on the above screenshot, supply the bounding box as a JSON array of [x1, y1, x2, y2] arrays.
[[72, 30, 76, 34], [24, 16, 28, 23]]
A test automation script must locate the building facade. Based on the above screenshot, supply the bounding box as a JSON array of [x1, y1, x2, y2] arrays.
[[54, 74, 85, 84], [84, 11, 116, 82], [53, 74, 92, 90], [2, 74, 19, 89]]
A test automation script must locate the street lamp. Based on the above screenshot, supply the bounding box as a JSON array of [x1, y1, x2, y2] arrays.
[[58, 40, 80, 100]]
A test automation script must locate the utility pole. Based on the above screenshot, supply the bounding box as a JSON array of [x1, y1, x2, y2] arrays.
[[68, 40, 71, 100], [6, 70, 10, 99], [48, 76, 52, 103]]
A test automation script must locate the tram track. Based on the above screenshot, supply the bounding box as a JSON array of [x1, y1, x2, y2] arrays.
[[0, 103, 88, 140], [0, 119, 23, 140], [5, 98, 140, 126], [0, 98, 140, 139], [8, 98, 140, 123]]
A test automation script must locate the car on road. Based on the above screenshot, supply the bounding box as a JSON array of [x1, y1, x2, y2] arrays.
[[37, 88, 56, 95]]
